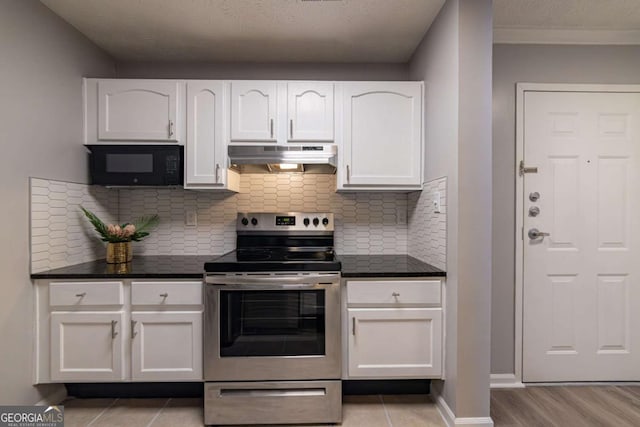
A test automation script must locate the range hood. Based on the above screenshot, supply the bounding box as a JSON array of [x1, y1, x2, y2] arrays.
[[228, 145, 337, 174]]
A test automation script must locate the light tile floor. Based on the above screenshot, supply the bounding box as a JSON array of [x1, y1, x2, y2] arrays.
[[62, 395, 445, 427]]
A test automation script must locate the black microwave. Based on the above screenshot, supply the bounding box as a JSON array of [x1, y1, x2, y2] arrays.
[[87, 145, 183, 186]]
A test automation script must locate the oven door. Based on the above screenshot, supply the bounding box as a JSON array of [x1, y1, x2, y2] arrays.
[[204, 273, 341, 382]]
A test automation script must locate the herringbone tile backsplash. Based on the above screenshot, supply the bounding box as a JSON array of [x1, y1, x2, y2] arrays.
[[30, 174, 447, 271]]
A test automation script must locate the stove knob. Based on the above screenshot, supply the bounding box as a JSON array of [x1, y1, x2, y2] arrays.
[[251, 217, 258, 226], [322, 217, 329, 226], [303, 218, 310, 227], [241, 217, 249, 226], [313, 217, 319, 227]]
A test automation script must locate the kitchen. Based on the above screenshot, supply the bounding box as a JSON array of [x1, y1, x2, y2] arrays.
[[3, 0, 640, 426]]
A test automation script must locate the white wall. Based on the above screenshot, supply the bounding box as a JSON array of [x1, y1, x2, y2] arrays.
[[116, 61, 408, 81], [0, 0, 115, 404], [492, 44, 640, 375], [410, 0, 492, 420]]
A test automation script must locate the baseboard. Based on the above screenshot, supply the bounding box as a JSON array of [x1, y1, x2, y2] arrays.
[[490, 373, 525, 389], [35, 386, 67, 406], [435, 395, 494, 427]]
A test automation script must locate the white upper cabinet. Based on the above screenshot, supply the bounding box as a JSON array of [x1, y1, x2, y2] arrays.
[[94, 79, 181, 142], [185, 81, 238, 191], [338, 82, 423, 191], [230, 81, 278, 142], [287, 82, 334, 142]]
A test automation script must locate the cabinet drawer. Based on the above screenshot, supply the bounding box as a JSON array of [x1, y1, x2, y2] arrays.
[[347, 280, 441, 305], [49, 282, 124, 307], [131, 281, 202, 305]]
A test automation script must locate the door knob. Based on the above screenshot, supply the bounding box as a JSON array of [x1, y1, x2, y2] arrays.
[[528, 228, 550, 240]]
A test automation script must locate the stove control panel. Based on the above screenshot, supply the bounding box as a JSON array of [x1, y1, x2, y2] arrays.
[[237, 212, 334, 232]]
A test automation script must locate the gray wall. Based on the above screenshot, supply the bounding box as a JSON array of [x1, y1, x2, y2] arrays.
[[410, 0, 492, 419], [0, 0, 115, 404], [492, 44, 640, 374], [116, 61, 408, 80]]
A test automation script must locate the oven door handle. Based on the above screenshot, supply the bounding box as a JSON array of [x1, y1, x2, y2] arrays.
[[209, 283, 328, 290], [205, 274, 339, 286]]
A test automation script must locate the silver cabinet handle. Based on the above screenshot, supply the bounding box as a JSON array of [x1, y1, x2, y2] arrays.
[[111, 320, 118, 339], [270, 119, 274, 139], [215, 163, 220, 183], [75, 292, 86, 298], [160, 293, 169, 298], [352, 317, 356, 336], [168, 120, 174, 137], [290, 119, 293, 139], [528, 228, 550, 240], [392, 292, 400, 297], [131, 320, 137, 339], [346, 165, 350, 183]]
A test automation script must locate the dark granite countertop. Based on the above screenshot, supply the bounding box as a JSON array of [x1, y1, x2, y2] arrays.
[[30, 256, 218, 279], [338, 254, 446, 278], [31, 254, 445, 280]]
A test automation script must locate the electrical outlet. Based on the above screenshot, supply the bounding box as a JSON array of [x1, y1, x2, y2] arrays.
[[433, 191, 441, 213], [185, 210, 197, 227]]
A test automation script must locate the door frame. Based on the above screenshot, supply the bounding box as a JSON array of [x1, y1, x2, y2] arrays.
[[514, 83, 640, 384]]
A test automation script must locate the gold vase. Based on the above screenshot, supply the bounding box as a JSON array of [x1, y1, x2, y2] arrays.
[[106, 242, 133, 264]]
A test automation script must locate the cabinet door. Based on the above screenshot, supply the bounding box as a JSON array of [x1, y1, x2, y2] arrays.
[[287, 82, 334, 142], [131, 312, 203, 381], [98, 80, 179, 141], [230, 81, 277, 142], [185, 81, 226, 187], [341, 82, 422, 187], [347, 308, 441, 378], [50, 312, 124, 382]]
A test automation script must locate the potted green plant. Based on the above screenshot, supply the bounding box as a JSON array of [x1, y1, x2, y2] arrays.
[[81, 207, 159, 264]]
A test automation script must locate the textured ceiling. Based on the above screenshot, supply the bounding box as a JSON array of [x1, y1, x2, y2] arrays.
[[40, 0, 445, 63], [494, 0, 640, 29]]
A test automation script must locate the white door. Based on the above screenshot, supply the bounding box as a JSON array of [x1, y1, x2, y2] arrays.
[[230, 81, 277, 142], [98, 80, 179, 141], [50, 312, 124, 382], [341, 82, 422, 187], [287, 82, 334, 142], [523, 91, 640, 382], [185, 81, 226, 187], [131, 311, 202, 381], [348, 308, 442, 378]]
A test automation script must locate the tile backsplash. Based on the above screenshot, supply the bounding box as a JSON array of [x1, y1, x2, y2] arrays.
[[408, 177, 447, 270], [31, 174, 447, 271], [30, 178, 118, 273], [120, 174, 408, 256]]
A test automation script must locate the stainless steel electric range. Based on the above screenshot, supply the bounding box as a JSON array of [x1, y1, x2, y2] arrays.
[[203, 212, 342, 426]]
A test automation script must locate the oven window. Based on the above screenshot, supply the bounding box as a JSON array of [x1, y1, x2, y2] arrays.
[[220, 290, 325, 357], [106, 153, 153, 173]]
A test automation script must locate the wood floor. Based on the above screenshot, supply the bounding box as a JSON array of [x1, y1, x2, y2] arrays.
[[491, 386, 640, 427]]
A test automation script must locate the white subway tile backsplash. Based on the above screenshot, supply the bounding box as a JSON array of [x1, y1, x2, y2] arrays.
[[408, 177, 447, 270], [29, 178, 118, 273], [120, 174, 408, 256], [31, 174, 448, 272]]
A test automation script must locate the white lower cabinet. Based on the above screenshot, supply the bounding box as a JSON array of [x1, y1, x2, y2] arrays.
[[344, 278, 443, 379], [131, 311, 202, 381], [36, 279, 203, 384], [348, 308, 442, 378], [50, 311, 125, 382]]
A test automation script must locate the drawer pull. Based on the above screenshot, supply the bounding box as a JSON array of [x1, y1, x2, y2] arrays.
[[392, 292, 400, 297], [75, 292, 87, 298], [352, 317, 356, 336], [160, 293, 169, 298], [131, 320, 137, 338], [111, 320, 118, 339]]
